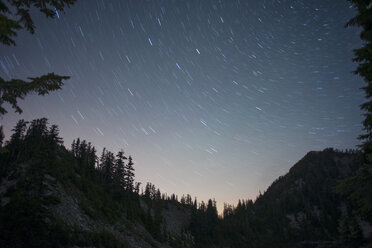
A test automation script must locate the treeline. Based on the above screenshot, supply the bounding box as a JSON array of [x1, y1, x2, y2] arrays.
[[0, 118, 217, 246], [0, 119, 166, 246], [71, 137, 138, 195], [0, 118, 136, 196]]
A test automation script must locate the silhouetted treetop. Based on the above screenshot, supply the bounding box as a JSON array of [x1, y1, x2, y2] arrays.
[[0, 0, 75, 116], [0, 0, 76, 46]]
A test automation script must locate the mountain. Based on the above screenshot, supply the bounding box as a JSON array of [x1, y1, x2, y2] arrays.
[[0, 119, 370, 248], [190, 148, 371, 248], [224, 149, 367, 247]]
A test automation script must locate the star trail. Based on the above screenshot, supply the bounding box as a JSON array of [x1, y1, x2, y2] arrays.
[[0, 0, 364, 210]]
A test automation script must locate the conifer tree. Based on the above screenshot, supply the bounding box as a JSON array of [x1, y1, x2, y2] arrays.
[[7, 119, 28, 158], [86, 142, 97, 169], [144, 183, 151, 199], [0, 125, 3, 147], [71, 139, 76, 154], [100, 150, 115, 182], [337, 0, 372, 225], [134, 182, 141, 194], [155, 188, 161, 201], [124, 155, 135, 192], [48, 124, 63, 146], [25, 118, 48, 140], [98, 147, 106, 173], [114, 150, 127, 189], [74, 138, 81, 158], [346, 0, 372, 149], [9, 119, 28, 145]]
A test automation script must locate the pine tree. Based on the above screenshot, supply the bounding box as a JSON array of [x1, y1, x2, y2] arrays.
[[48, 124, 63, 146], [134, 182, 141, 194], [9, 119, 28, 145], [25, 118, 48, 140], [74, 138, 81, 158], [71, 139, 76, 154], [346, 1, 372, 149], [0, 125, 4, 147], [336, 0, 372, 226], [7, 119, 28, 158], [155, 188, 161, 201], [144, 183, 151, 199], [98, 147, 106, 173], [124, 155, 135, 192], [86, 142, 97, 169], [113, 150, 127, 190], [23, 118, 49, 158], [100, 150, 115, 182], [78, 140, 87, 165]]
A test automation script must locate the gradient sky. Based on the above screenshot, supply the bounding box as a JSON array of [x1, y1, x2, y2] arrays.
[[0, 0, 364, 211]]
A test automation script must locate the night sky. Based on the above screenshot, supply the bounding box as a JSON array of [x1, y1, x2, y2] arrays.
[[0, 0, 364, 211]]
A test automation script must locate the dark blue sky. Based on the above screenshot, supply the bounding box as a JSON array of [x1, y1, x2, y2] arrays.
[[0, 0, 364, 210]]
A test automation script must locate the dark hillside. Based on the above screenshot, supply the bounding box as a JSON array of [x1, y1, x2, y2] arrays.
[[192, 149, 367, 248], [252, 149, 361, 246]]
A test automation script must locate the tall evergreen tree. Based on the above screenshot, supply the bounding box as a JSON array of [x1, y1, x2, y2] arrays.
[[25, 118, 48, 139], [48, 124, 63, 146], [134, 182, 141, 194], [0, 125, 4, 147], [86, 142, 97, 169], [23, 118, 49, 157], [74, 138, 81, 158], [100, 150, 115, 182], [346, 0, 372, 148], [98, 147, 106, 172], [337, 0, 372, 226], [113, 150, 127, 190], [71, 139, 76, 154], [9, 119, 28, 145], [8, 119, 28, 158], [124, 156, 135, 192]]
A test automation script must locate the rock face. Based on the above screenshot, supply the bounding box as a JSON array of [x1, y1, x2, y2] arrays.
[[162, 203, 192, 235]]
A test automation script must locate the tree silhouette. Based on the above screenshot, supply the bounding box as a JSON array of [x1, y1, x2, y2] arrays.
[[0, 0, 76, 45], [336, 0, 372, 227], [113, 150, 127, 190], [0, 125, 3, 147], [124, 156, 135, 192], [0, 0, 76, 115], [48, 124, 63, 146], [346, 0, 372, 149], [9, 119, 28, 145], [100, 149, 115, 182]]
